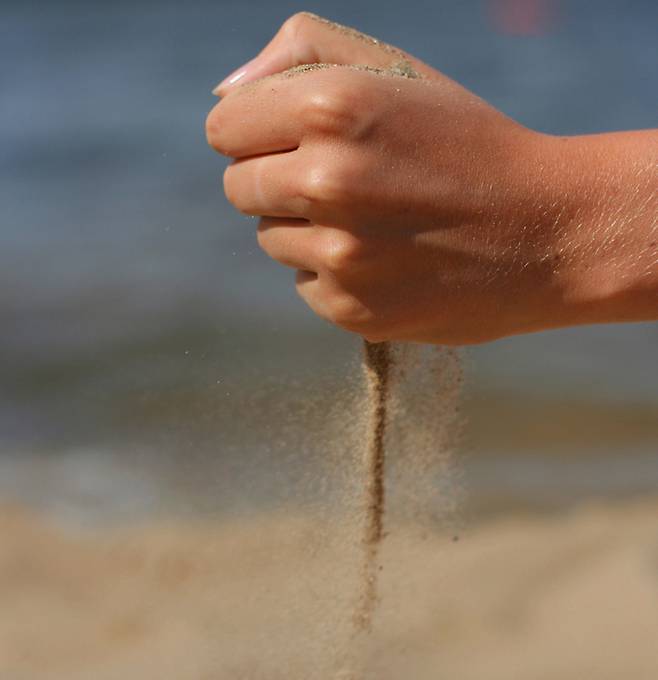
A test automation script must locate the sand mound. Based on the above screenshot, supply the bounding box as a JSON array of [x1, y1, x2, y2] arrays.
[[1, 497, 657, 679]]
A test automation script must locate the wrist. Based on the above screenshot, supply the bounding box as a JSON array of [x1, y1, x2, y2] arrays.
[[522, 130, 657, 331]]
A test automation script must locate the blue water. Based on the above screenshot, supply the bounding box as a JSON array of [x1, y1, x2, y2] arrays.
[[0, 0, 656, 517]]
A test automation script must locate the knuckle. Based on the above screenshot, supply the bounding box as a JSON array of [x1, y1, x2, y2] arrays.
[[328, 294, 362, 325], [299, 165, 346, 206], [280, 13, 317, 64], [283, 11, 308, 31], [300, 88, 359, 136], [327, 294, 372, 329], [282, 12, 313, 42], [320, 233, 365, 274]]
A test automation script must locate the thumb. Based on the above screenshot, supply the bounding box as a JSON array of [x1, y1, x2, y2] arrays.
[[212, 12, 433, 96]]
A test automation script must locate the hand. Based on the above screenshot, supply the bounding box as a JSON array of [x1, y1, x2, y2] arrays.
[[207, 13, 658, 344]]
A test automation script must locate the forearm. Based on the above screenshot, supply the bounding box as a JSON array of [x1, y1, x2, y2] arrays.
[[533, 130, 657, 328]]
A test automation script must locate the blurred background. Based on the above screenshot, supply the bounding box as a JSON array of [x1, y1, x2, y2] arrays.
[[1, 1, 657, 678]]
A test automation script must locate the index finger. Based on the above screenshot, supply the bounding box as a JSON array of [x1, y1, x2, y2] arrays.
[[206, 64, 344, 159], [206, 72, 309, 159]]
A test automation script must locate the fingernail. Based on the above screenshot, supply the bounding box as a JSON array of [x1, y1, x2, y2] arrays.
[[212, 59, 255, 95]]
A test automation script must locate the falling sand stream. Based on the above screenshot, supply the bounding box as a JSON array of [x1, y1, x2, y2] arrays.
[[339, 339, 463, 680], [280, 19, 428, 672], [355, 340, 391, 633]]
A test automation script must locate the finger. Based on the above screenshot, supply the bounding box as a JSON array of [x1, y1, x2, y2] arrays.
[[294, 269, 368, 334], [295, 268, 328, 318], [223, 150, 309, 218], [257, 218, 321, 270], [206, 76, 306, 159], [213, 12, 432, 96], [209, 64, 381, 161]]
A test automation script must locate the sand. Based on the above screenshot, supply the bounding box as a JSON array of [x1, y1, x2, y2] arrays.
[[354, 341, 391, 635], [301, 12, 407, 57], [350, 52, 423, 644], [1, 497, 657, 679]]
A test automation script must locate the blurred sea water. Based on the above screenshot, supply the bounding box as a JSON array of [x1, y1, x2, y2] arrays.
[[1, 0, 657, 522]]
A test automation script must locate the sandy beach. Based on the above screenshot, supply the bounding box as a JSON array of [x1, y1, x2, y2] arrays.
[[2, 496, 657, 679], [3, 2, 657, 679]]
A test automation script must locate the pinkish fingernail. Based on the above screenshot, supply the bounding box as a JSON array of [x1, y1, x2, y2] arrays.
[[212, 59, 255, 95]]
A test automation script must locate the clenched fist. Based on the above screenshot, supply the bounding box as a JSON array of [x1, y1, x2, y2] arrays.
[[206, 13, 658, 344]]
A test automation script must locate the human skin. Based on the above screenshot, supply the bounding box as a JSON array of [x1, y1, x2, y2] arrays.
[[206, 12, 657, 345]]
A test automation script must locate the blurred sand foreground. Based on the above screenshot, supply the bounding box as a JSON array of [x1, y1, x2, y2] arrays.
[[1, 498, 657, 680]]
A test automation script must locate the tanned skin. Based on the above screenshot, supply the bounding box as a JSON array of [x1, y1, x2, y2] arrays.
[[206, 13, 657, 345]]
